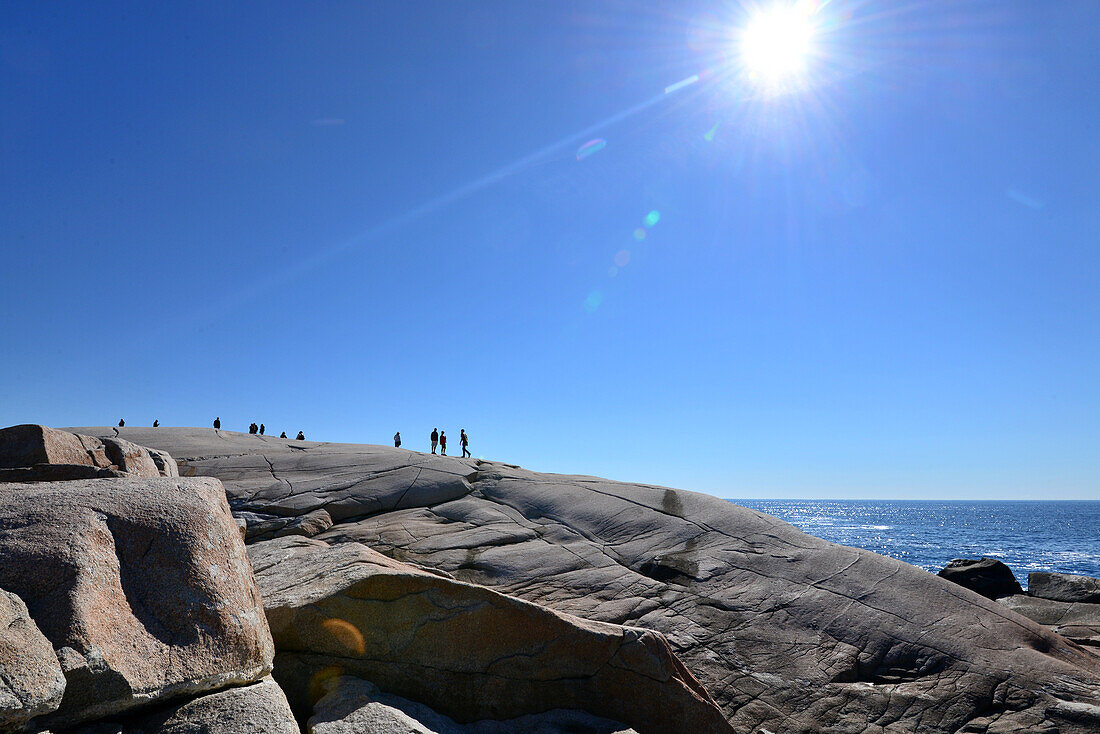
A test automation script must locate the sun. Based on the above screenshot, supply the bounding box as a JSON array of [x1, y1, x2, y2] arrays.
[[739, 3, 819, 90]]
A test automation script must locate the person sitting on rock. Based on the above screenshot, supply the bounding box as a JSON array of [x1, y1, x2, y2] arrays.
[[213, 416, 221, 429], [460, 429, 470, 458], [118, 418, 125, 427], [153, 419, 159, 428], [249, 422, 258, 434], [280, 431, 287, 438], [431, 428, 439, 454], [259, 423, 265, 435], [394, 431, 401, 448], [439, 431, 447, 456], [296, 431, 305, 441]]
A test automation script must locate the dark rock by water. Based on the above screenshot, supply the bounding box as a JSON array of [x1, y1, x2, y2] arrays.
[[1029, 571, 1100, 604], [937, 556, 1023, 599]]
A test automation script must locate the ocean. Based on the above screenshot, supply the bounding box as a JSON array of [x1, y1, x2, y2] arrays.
[[729, 499, 1100, 587]]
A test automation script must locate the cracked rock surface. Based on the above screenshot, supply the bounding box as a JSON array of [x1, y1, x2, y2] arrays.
[[0, 475, 274, 729], [76, 427, 1100, 733], [249, 535, 729, 734]]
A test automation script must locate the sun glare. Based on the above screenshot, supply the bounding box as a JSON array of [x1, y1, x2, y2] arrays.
[[739, 3, 819, 89]]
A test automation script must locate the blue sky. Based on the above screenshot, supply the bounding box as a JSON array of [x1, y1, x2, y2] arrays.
[[2, 1, 1097, 499]]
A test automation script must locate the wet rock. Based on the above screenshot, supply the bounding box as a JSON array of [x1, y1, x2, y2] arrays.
[[0, 589, 66, 732], [1029, 571, 1100, 604], [0, 477, 274, 728], [249, 536, 730, 734], [309, 676, 637, 734], [937, 557, 1023, 599]]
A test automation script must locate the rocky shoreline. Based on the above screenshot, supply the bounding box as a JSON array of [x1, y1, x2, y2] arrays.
[[1, 425, 1098, 732]]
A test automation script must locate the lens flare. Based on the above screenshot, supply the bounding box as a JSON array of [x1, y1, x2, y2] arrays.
[[576, 138, 606, 160]]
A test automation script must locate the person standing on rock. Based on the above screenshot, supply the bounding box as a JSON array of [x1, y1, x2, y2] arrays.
[[259, 423, 265, 435], [249, 422, 258, 435], [460, 429, 470, 458], [213, 416, 221, 429], [394, 432, 401, 448], [296, 431, 305, 441], [440, 431, 447, 456], [431, 428, 439, 454]]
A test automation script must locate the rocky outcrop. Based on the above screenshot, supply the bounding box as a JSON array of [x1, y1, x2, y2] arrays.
[[0, 589, 66, 732], [309, 676, 637, 734], [250, 536, 730, 734], [937, 556, 1024, 599], [70, 428, 1100, 733], [1030, 571, 1100, 604], [997, 594, 1100, 649], [0, 476, 274, 728], [0, 425, 176, 482]]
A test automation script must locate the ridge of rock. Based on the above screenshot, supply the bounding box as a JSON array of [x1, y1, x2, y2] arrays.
[[68, 427, 1100, 733]]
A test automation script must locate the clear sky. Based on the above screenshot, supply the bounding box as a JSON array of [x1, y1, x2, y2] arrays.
[[2, 1, 1097, 500]]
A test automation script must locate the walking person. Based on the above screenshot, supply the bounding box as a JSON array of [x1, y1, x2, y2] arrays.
[[460, 429, 470, 458], [439, 431, 447, 456], [259, 423, 265, 435], [430, 428, 439, 454], [394, 431, 401, 448], [213, 417, 221, 429]]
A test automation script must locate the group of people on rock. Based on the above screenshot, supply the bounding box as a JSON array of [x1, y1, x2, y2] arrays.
[[215, 417, 304, 441], [394, 428, 469, 457]]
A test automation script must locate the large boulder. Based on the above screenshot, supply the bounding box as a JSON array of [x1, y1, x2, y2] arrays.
[[71, 428, 1100, 733], [1029, 571, 1100, 604], [0, 589, 66, 732], [0, 425, 176, 481], [250, 536, 730, 734], [937, 557, 1023, 599], [0, 477, 274, 728], [309, 676, 637, 734]]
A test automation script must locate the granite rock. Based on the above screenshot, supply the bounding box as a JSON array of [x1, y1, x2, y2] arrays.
[[0, 476, 274, 728], [70, 428, 1100, 733], [937, 557, 1024, 599], [998, 594, 1100, 649], [1029, 571, 1100, 604], [0, 589, 66, 732], [0, 425, 176, 480], [43, 677, 297, 734], [249, 536, 729, 734], [309, 676, 638, 734]]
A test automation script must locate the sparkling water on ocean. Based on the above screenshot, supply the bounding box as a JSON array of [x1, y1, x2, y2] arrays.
[[728, 500, 1100, 587]]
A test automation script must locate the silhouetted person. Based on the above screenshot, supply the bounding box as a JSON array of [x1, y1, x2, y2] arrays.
[[259, 423, 265, 435], [430, 428, 439, 454], [280, 431, 287, 439], [460, 429, 470, 458], [118, 419, 125, 427], [213, 417, 221, 429], [440, 431, 447, 456], [394, 431, 401, 448], [153, 419, 159, 428], [296, 431, 305, 441], [249, 422, 258, 435]]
